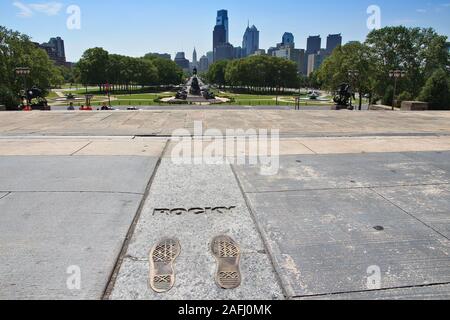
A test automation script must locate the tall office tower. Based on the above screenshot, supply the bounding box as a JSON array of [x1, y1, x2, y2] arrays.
[[242, 25, 260, 57], [281, 32, 295, 48], [307, 49, 328, 76], [326, 34, 342, 54], [234, 46, 244, 59], [306, 35, 321, 54], [213, 24, 227, 61], [198, 55, 210, 72], [192, 47, 198, 66], [206, 51, 214, 65], [216, 10, 229, 43], [49, 37, 66, 60], [40, 36, 66, 65]]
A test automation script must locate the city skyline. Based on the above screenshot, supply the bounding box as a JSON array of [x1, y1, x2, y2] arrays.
[[1, 0, 450, 62]]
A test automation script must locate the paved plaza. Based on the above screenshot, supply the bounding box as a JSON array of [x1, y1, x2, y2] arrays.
[[0, 110, 450, 300]]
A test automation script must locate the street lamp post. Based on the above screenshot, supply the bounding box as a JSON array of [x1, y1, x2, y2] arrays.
[[15, 67, 31, 108], [389, 69, 406, 111], [348, 70, 360, 110]]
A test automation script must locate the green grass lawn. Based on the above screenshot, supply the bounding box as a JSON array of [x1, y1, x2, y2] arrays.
[[217, 91, 333, 106], [46, 91, 59, 99], [114, 93, 168, 100]]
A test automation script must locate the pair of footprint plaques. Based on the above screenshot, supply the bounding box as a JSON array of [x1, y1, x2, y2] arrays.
[[149, 235, 241, 293]]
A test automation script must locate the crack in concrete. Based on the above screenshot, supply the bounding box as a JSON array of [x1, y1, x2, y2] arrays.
[[292, 281, 450, 300], [70, 141, 93, 156], [0, 192, 11, 200], [230, 164, 290, 300], [244, 182, 450, 195], [102, 139, 170, 300], [370, 188, 450, 242], [0, 190, 144, 196]]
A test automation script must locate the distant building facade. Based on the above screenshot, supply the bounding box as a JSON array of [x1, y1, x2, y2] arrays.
[[267, 47, 277, 57], [206, 51, 214, 65], [38, 36, 68, 66], [306, 35, 321, 54], [307, 49, 327, 76], [216, 10, 229, 43], [198, 55, 210, 72], [280, 32, 295, 48], [326, 34, 342, 54], [191, 48, 198, 69], [253, 49, 266, 56], [269, 33, 306, 74], [213, 24, 227, 61], [234, 46, 245, 59], [174, 52, 190, 71], [214, 43, 235, 61], [242, 25, 260, 57]]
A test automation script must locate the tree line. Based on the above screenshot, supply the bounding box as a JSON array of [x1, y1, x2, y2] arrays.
[[316, 26, 450, 109], [76, 49, 184, 93], [0, 26, 64, 109], [206, 55, 300, 93]]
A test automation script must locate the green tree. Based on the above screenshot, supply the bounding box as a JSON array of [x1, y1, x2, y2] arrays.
[[143, 55, 183, 85], [418, 68, 450, 109], [317, 42, 375, 108], [206, 60, 229, 88], [365, 26, 449, 100], [76, 47, 109, 91], [222, 55, 299, 93], [0, 26, 59, 109]]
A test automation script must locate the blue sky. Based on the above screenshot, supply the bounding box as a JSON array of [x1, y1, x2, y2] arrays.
[[1, 0, 449, 62]]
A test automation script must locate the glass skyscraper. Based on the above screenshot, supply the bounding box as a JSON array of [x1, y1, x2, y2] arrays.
[[242, 25, 260, 57], [216, 10, 229, 43]]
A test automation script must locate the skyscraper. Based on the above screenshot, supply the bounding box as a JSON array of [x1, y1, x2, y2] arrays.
[[306, 35, 321, 54], [216, 10, 229, 43], [39, 36, 66, 65], [307, 49, 328, 76], [213, 24, 227, 61], [281, 32, 295, 48], [242, 25, 259, 57], [213, 25, 226, 50], [206, 51, 214, 65], [192, 48, 198, 67], [198, 55, 210, 72], [326, 34, 342, 54], [49, 37, 66, 60]]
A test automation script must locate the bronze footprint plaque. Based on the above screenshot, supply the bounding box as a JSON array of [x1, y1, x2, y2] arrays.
[[211, 235, 242, 289], [149, 238, 181, 293]]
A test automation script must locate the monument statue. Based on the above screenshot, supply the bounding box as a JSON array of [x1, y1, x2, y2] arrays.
[[189, 76, 201, 95], [22, 86, 49, 111], [333, 83, 355, 110]]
